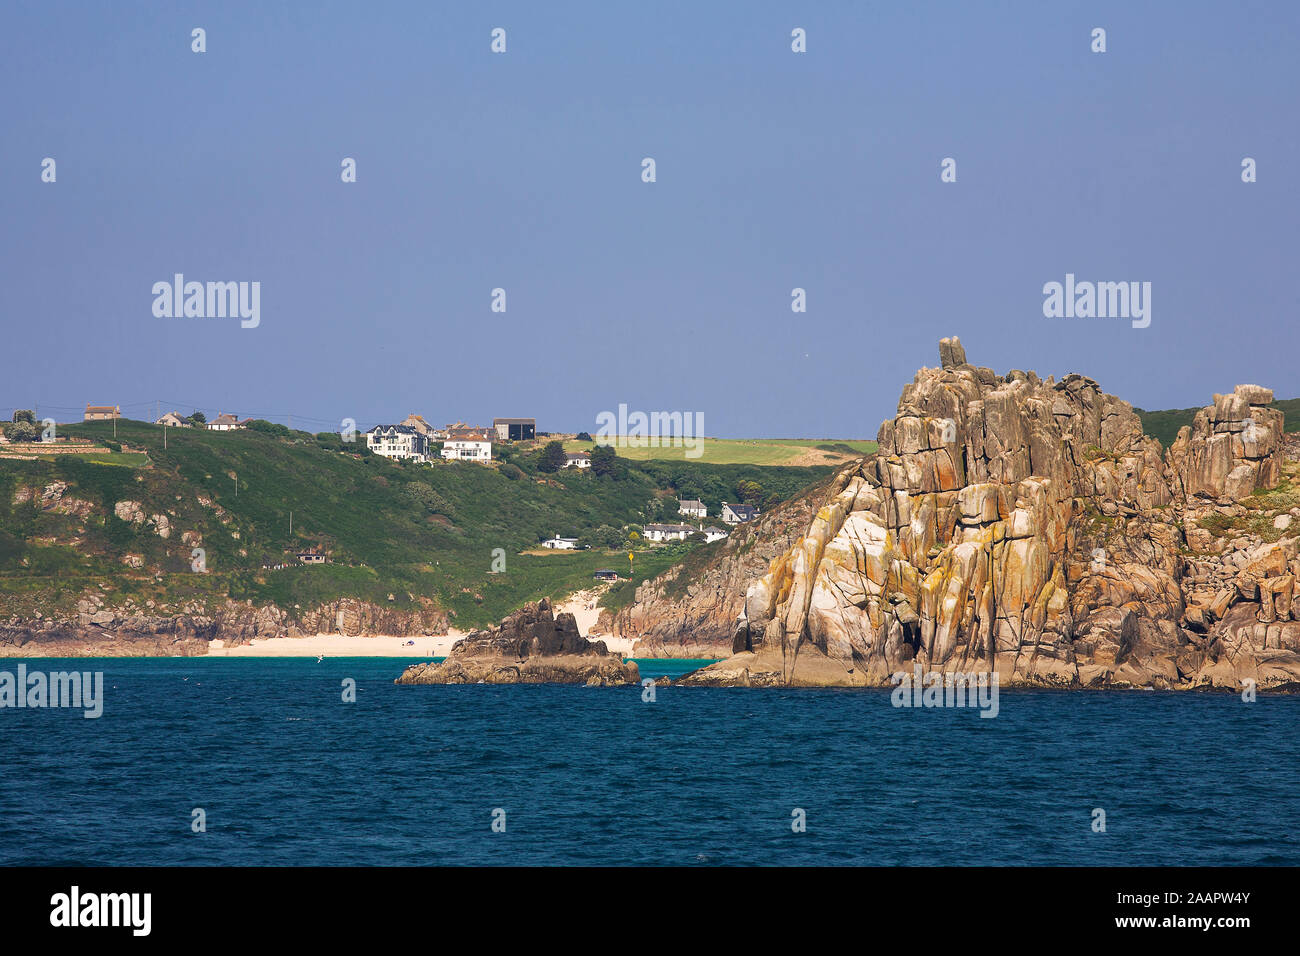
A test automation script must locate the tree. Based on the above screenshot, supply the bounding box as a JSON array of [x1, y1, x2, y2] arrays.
[[575, 431, 593, 442], [12, 409, 35, 424], [3, 420, 38, 442], [537, 440, 567, 473], [590, 444, 622, 478], [187, 411, 206, 425], [736, 479, 765, 506]]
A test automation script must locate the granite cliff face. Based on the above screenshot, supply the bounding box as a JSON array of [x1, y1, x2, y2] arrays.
[[681, 339, 1300, 690], [396, 599, 639, 686]]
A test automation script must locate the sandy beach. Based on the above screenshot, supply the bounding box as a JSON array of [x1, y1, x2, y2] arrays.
[[206, 583, 636, 657], [206, 633, 461, 657]]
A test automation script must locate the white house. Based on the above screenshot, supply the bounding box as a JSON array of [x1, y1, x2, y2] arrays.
[[441, 427, 493, 462], [702, 525, 728, 543], [565, 452, 592, 469], [207, 413, 243, 432], [366, 424, 429, 461], [678, 498, 707, 519], [721, 502, 759, 525], [542, 535, 579, 550], [643, 523, 694, 543], [155, 411, 188, 428]]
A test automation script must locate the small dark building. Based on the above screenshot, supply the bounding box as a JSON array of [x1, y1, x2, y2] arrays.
[[593, 569, 619, 581], [493, 417, 536, 442]]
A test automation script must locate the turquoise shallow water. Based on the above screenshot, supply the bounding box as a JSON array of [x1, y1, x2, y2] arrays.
[[1, 657, 1297, 866]]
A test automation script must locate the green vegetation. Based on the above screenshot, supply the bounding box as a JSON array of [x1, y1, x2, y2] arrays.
[[1136, 398, 1299, 448], [0, 419, 833, 628]]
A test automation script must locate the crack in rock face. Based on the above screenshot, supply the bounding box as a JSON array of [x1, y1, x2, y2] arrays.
[[691, 337, 1298, 690]]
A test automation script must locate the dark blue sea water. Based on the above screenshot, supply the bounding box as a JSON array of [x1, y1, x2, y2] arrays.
[[2, 657, 1298, 866]]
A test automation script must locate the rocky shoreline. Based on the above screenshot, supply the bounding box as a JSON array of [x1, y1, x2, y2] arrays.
[[0, 596, 450, 657]]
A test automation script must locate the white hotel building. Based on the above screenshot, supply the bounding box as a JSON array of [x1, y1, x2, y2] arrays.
[[366, 424, 430, 461]]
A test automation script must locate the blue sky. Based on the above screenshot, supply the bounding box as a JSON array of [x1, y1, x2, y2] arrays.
[[2, 1, 1297, 438]]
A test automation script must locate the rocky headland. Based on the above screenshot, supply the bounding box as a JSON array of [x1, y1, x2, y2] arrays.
[[395, 599, 639, 686], [671, 338, 1300, 690]]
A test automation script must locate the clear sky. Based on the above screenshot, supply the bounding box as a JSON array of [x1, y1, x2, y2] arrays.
[[2, 1, 1297, 438]]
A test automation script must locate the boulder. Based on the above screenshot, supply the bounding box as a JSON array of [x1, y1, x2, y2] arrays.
[[395, 600, 639, 686]]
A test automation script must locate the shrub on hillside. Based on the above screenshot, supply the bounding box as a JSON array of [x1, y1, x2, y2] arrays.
[[245, 419, 291, 438], [401, 481, 455, 518]]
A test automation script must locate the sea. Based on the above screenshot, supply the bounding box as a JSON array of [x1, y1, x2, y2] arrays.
[[2, 657, 1297, 866]]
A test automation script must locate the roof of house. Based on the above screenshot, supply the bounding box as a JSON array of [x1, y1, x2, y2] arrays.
[[644, 523, 695, 533], [447, 427, 493, 442], [566, 451, 591, 460], [210, 413, 240, 425], [724, 502, 759, 517], [703, 526, 727, 534], [368, 424, 421, 435], [493, 418, 536, 425], [678, 499, 705, 508], [546, 535, 578, 542], [85, 405, 118, 413]]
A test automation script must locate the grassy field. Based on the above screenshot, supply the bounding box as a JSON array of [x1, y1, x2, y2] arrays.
[[562, 437, 877, 465], [0, 420, 832, 628]]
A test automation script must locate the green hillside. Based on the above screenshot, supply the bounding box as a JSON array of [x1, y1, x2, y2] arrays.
[[1137, 398, 1299, 448], [0, 420, 832, 628]]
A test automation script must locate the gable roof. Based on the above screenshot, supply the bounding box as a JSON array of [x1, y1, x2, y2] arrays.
[[210, 413, 240, 425]]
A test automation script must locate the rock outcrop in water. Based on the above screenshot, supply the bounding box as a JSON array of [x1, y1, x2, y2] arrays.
[[395, 599, 639, 686], [681, 338, 1300, 690]]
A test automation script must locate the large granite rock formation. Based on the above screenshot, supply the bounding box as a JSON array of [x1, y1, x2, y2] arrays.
[[682, 338, 1300, 690], [395, 599, 639, 686], [1167, 384, 1284, 500]]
